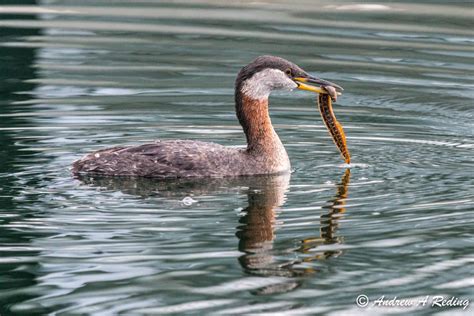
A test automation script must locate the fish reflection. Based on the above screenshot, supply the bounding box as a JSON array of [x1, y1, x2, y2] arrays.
[[299, 169, 351, 260], [236, 169, 351, 294]]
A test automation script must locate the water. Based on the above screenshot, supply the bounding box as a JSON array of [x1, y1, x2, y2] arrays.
[[1, 1, 473, 314]]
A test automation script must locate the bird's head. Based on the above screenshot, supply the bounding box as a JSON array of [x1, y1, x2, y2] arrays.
[[236, 55, 343, 101]]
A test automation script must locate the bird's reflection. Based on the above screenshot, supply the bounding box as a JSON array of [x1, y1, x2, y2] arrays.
[[76, 169, 351, 295], [236, 169, 351, 294]]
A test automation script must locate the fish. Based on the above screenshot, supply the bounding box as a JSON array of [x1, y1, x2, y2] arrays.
[[318, 86, 351, 164]]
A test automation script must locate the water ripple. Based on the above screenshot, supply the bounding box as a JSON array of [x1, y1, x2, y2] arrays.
[[1, 1, 473, 315]]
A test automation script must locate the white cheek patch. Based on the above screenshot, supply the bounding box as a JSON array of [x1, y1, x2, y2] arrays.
[[241, 68, 298, 100]]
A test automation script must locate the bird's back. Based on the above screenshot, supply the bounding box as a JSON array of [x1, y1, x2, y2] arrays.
[[72, 140, 247, 178]]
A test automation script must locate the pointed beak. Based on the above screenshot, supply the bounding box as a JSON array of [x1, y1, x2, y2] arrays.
[[294, 76, 344, 95]]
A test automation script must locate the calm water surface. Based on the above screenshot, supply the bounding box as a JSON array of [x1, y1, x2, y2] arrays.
[[1, 0, 473, 315]]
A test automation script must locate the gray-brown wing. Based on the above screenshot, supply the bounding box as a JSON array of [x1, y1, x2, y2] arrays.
[[72, 140, 244, 178]]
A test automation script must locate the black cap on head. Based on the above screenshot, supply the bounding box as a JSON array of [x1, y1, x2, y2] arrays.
[[235, 55, 309, 89]]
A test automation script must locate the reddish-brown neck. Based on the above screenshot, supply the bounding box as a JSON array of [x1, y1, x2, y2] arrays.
[[236, 94, 281, 153]]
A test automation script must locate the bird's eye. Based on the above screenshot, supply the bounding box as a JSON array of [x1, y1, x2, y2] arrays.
[[285, 69, 292, 77]]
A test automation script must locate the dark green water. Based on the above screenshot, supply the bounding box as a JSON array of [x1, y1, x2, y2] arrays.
[[1, 1, 473, 315]]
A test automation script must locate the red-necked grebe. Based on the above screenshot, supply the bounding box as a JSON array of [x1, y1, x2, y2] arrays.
[[72, 55, 343, 178]]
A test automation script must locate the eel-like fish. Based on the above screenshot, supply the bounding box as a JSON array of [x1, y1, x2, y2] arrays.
[[318, 86, 351, 164]]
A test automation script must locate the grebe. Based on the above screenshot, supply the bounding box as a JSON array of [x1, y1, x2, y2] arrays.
[[72, 55, 343, 178]]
